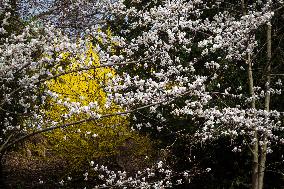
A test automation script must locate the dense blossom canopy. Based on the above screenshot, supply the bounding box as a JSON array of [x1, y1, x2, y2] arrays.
[[0, 0, 283, 188]]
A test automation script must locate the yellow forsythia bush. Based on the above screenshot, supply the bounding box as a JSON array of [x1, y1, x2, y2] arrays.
[[39, 35, 154, 173]]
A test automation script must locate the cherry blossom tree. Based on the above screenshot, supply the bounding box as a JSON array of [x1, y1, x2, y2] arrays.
[[0, 0, 283, 188]]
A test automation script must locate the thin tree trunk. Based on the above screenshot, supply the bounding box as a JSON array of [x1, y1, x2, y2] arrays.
[[247, 55, 256, 110], [241, 0, 247, 15], [242, 1, 259, 188], [248, 54, 259, 189], [258, 22, 272, 189]]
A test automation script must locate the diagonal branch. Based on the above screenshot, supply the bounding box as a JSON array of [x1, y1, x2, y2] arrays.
[[0, 134, 14, 153], [0, 55, 154, 107], [36, 55, 155, 84], [1, 90, 192, 153]]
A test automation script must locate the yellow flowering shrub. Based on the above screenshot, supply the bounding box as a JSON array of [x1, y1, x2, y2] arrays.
[[36, 35, 154, 173]]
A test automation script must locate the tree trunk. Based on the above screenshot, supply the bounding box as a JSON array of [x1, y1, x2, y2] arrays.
[[258, 22, 272, 189], [248, 54, 259, 189], [242, 1, 261, 188]]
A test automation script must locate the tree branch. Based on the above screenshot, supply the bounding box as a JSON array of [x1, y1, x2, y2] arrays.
[[1, 90, 192, 152]]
